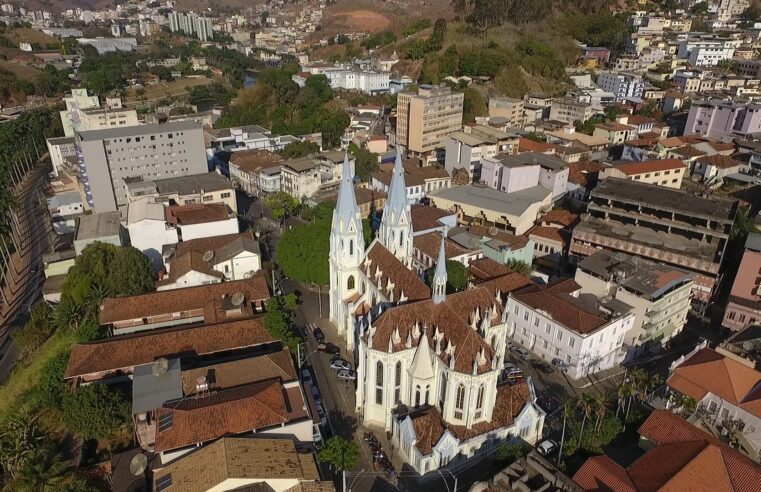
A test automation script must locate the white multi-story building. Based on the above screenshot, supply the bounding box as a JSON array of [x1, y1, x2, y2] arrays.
[[677, 39, 735, 67], [295, 66, 390, 94], [328, 151, 545, 474], [167, 11, 213, 41], [506, 279, 635, 379], [596, 71, 645, 102]]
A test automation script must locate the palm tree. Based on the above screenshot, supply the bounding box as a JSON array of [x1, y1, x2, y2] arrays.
[[616, 380, 634, 421], [592, 392, 607, 434], [556, 396, 573, 467], [0, 414, 47, 482], [53, 298, 81, 331], [577, 394, 594, 448], [5, 450, 68, 491]]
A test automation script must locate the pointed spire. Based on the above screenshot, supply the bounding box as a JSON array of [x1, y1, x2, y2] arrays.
[[409, 327, 435, 381], [432, 235, 448, 304], [334, 152, 360, 234], [385, 148, 407, 217]]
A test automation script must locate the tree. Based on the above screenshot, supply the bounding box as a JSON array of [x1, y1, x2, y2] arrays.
[[8, 450, 68, 491], [37, 349, 70, 409], [556, 396, 572, 466], [348, 142, 378, 182], [507, 259, 532, 276], [577, 393, 593, 444], [0, 414, 48, 482], [264, 294, 300, 351], [280, 140, 320, 159], [107, 246, 157, 296], [265, 192, 301, 223], [732, 205, 758, 239], [493, 443, 525, 464], [426, 260, 470, 293], [317, 436, 359, 472], [61, 383, 130, 439], [462, 87, 487, 123]]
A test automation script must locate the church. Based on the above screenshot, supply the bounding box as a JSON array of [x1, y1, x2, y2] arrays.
[[328, 151, 545, 474]]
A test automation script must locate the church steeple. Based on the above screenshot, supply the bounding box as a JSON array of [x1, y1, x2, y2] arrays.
[[432, 235, 447, 304], [379, 147, 413, 265], [334, 152, 361, 235]]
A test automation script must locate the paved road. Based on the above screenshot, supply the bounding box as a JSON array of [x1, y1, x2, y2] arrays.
[[0, 161, 54, 381]]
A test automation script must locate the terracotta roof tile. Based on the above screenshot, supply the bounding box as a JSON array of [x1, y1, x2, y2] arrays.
[[672, 145, 706, 158], [229, 149, 283, 174], [159, 250, 224, 285], [466, 224, 530, 251], [374, 163, 449, 187], [414, 233, 473, 261], [573, 455, 637, 492], [540, 209, 579, 228], [362, 241, 430, 302], [697, 154, 741, 169], [528, 226, 570, 246], [568, 160, 603, 187], [518, 138, 557, 154], [171, 231, 258, 260], [368, 288, 500, 374], [512, 280, 609, 335], [595, 122, 636, 132], [608, 159, 686, 176], [324, 186, 386, 208], [468, 258, 512, 282], [154, 380, 290, 452], [65, 317, 276, 379], [100, 274, 269, 324], [166, 203, 231, 225], [627, 115, 656, 126], [410, 204, 452, 232]]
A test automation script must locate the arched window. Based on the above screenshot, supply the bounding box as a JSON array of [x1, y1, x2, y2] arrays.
[[454, 384, 465, 420], [424, 385, 430, 405], [349, 239, 354, 255], [439, 373, 447, 408], [375, 361, 384, 405], [491, 335, 497, 348], [475, 385, 485, 420], [347, 276, 355, 290], [399, 231, 404, 246], [415, 386, 421, 407], [394, 362, 402, 404]]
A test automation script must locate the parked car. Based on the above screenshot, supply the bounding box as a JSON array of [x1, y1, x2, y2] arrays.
[[313, 327, 325, 343], [319, 342, 340, 355], [301, 367, 313, 383], [511, 346, 530, 360], [503, 364, 524, 380], [330, 359, 352, 372], [536, 439, 558, 456], [337, 369, 357, 381]]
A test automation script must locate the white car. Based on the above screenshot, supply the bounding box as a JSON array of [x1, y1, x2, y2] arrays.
[[511, 346, 530, 360], [337, 369, 357, 381], [330, 359, 352, 372], [536, 439, 558, 456]]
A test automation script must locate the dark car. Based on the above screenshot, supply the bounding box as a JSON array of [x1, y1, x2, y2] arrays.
[[313, 327, 325, 343], [320, 342, 340, 355]]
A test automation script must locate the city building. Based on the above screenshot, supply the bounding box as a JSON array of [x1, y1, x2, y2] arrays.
[[75, 121, 208, 214], [73, 211, 124, 255], [575, 251, 693, 354], [396, 85, 464, 155], [296, 68, 390, 94], [723, 233, 761, 331], [489, 452, 582, 492], [371, 160, 450, 203], [570, 178, 738, 303], [228, 149, 283, 196], [592, 121, 637, 145], [596, 71, 645, 102], [46, 136, 76, 177], [60, 88, 100, 137], [167, 11, 214, 41], [449, 224, 535, 266], [666, 343, 761, 461], [597, 159, 687, 189], [488, 97, 524, 128], [280, 152, 354, 199], [549, 98, 597, 125], [76, 37, 137, 53], [480, 152, 569, 201], [125, 172, 237, 214], [444, 127, 518, 182], [692, 154, 745, 184], [507, 279, 635, 379], [684, 99, 761, 140], [677, 37, 736, 67]]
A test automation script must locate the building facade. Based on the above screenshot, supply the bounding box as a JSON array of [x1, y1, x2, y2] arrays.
[[397, 85, 464, 155]]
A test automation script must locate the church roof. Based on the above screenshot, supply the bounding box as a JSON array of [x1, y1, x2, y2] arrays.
[[333, 152, 361, 235], [382, 150, 409, 228], [367, 287, 501, 375], [409, 329, 436, 380], [362, 241, 430, 303]]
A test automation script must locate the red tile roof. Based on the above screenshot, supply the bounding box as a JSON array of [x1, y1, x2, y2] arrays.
[[166, 203, 231, 225], [568, 160, 604, 187], [65, 317, 276, 379], [573, 455, 637, 492], [518, 138, 557, 154], [410, 204, 452, 232], [697, 154, 741, 170], [362, 242, 430, 302], [627, 115, 656, 126], [528, 226, 569, 246], [513, 280, 610, 335], [540, 209, 579, 228], [414, 233, 472, 261], [609, 159, 686, 176], [468, 257, 512, 282]]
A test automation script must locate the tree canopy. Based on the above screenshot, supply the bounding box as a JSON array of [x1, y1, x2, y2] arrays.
[[264, 294, 300, 351], [61, 383, 131, 439], [426, 260, 470, 293], [348, 142, 379, 182], [317, 436, 359, 472], [280, 140, 320, 159]]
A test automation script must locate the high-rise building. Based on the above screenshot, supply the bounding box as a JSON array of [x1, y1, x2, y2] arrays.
[[166, 11, 213, 41], [75, 121, 208, 214], [396, 85, 463, 155]]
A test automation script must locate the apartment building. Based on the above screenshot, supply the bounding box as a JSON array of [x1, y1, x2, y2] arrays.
[[592, 122, 636, 145], [228, 149, 283, 196], [549, 98, 596, 124], [677, 38, 736, 67], [396, 85, 464, 155], [507, 279, 635, 379], [570, 178, 738, 302], [76, 105, 139, 132], [296, 68, 390, 94], [575, 251, 693, 352], [60, 88, 100, 136], [481, 152, 569, 201], [126, 172, 237, 214], [598, 159, 687, 189], [723, 233, 761, 331], [596, 71, 645, 102], [444, 126, 518, 181], [280, 151, 353, 199], [685, 99, 761, 140], [488, 97, 524, 128], [75, 121, 208, 214]]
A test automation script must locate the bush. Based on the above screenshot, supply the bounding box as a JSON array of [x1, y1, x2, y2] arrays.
[[62, 383, 130, 439], [37, 349, 70, 409]]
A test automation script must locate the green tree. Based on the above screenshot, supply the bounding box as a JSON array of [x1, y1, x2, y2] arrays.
[[265, 192, 300, 222], [0, 414, 48, 482], [317, 436, 359, 472], [61, 383, 130, 439], [13, 303, 56, 357], [280, 140, 320, 159], [493, 442, 525, 464], [36, 349, 70, 409], [348, 142, 378, 181], [264, 294, 300, 351], [426, 260, 470, 293], [462, 87, 487, 123], [8, 450, 68, 491], [107, 246, 157, 296]]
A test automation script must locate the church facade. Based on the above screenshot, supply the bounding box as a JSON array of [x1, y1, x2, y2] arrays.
[[328, 151, 545, 474]]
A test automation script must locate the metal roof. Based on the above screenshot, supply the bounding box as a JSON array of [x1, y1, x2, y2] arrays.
[[132, 358, 182, 414]]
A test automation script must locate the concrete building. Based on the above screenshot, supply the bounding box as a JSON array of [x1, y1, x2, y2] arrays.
[[429, 184, 552, 235], [371, 160, 450, 204], [46, 136, 76, 177], [570, 178, 738, 303], [280, 151, 354, 199], [228, 149, 283, 196], [480, 152, 568, 201], [508, 279, 635, 379], [443, 127, 518, 182], [677, 38, 735, 67], [75, 121, 208, 214], [167, 11, 213, 41], [76, 105, 139, 132], [488, 97, 524, 128], [76, 37, 137, 54], [298, 68, 390, 94], [396, 85, 464, 155], [592, 121, 637, 145], [598, 159, 687, 189], [575, 251, 693, 354], [125, 172, 237, 214], [60, 88, 99, 137], [684, 99, 761, 140], [723, 233, 761, 331], [73, 211, 124, 255], [549, 98, 596, 125], [596, 71, 645, 102]]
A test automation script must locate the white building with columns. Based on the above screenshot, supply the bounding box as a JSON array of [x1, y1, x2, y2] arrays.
[[328, 151, 545, 475]]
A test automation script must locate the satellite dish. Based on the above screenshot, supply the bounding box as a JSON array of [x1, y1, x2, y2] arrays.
[[231, 292, 245, 307], [129, 453, 148, 476], [152, 358, 169, 377], [202, 250, 214, 262]]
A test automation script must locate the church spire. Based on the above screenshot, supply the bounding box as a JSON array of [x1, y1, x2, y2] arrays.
[[334, 152, 360, 234], [386, 148, 407, 216], [432, 235, 447, 304], [379, 147, 413, 265]]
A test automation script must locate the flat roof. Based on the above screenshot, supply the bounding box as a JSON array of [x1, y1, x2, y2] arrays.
[[131, 358, 183, 414], [592, 178, 737, 222], [154, 172, 231, 196], [75, 211, 121, 241], [495, 152, 567, 171], [430, 184, 551, 217], [78, 120, 201, 141]]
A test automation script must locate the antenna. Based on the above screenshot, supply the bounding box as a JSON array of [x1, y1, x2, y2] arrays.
[[202, 250, 214, 262], [152, 358, 169, 377], [231, 291, 245, 307], [129, 453, 148, 476]]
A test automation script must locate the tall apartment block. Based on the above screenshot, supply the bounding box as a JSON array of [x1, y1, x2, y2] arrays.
[[168, 11, 213, 41], [396, 84, 463, 156], [75, 121, 208, 214]]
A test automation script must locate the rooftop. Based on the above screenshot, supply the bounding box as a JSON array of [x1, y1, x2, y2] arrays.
[[374, 162, 450, 188], [166, 203, 231, 225], [414, 232, 473, 261], [153, 172, 232, 196], [494, 152, 567, 171], [75, 211, 121, 240], [410, 204, 453, 232], [77, 120, 201, 141], [604, 158, 686, 176], [229, 149, 283, 173], [429, 184, 551, 217]]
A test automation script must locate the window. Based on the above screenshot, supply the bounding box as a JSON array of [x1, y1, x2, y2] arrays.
[[523, 311, 529, 321], [375, 361, 384, 405], [569, 337, 575, 348], [394, 362, 402, 404], [156, 474, 173, 492], [221, 192, 231, 199], [534, 317, 540, 327], [514, 305, 519, 315], [347, 276, 355, 290], [349, 240, 354, 255], [439, 373, 447, 408], [202, 195, 213, 202], [557, 331, 563, 342], [454, 384, 465, 420], [475, 385, 485, 419], [545, 323, 552, 334]]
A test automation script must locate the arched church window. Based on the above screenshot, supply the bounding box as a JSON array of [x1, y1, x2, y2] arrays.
[[375, 361, 384, 405], [439, 373, 447, 408], [415, 386, 421, 407], [347, 276, 355, 290], [394, 362, 402, 404], [475, 385, 485, 420], [454, 384, 465, 420]]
